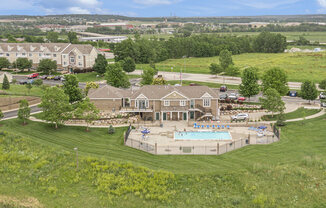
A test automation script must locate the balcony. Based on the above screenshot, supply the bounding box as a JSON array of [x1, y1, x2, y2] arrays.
[[119, 106, 154, 113]]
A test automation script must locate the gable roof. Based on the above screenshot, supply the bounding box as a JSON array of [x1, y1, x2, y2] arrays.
[[88, 85, 131, 99]]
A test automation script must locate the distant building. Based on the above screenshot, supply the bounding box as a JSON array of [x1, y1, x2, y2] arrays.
[[94, 22, 134, 29], [0, 43, 98, 70], [79, 36, 128, 43]]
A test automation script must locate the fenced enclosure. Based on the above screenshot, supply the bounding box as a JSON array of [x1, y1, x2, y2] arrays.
[[125, 134, 278, 155]]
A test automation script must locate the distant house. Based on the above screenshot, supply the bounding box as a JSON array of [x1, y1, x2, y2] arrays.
[[88, 85, 219, 121], [0, 43, 98, 70], [0, 72, 13, 83]]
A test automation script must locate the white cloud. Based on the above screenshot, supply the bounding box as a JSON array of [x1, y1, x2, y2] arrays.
[[133, 0, 179, 6], [317, 0, 326, 8], [68, 6, 90, 14], [235, 0, 300, 9]]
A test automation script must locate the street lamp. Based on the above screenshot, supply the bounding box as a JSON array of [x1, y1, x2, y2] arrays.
[[181, 55, 187, 86], [74, 147, 78, 170]]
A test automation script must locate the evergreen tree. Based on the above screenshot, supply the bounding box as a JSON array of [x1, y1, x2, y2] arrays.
[[2, 74, 10, 90], [122, 57, 136, 73], [93, 54, 108, 75], [62, 75, 84, 103]]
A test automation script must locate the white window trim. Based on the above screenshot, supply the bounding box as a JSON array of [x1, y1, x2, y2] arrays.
[[164, 100, 170, 106], [180, 100, 186, 106], [203, 98, 211, 107]]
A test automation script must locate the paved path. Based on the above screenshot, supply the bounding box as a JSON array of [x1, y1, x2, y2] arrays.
[[130, 70, 321, 90], [2, 105, 42, 120]]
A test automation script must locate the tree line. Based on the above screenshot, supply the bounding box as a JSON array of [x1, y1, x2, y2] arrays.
[[114, 32, 287, 64]]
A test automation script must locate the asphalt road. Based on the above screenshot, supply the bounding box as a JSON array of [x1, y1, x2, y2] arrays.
[[3, 105, 42, 120]]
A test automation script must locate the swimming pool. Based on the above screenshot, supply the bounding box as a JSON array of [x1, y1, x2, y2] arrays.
[[174, 131, 232, 140]]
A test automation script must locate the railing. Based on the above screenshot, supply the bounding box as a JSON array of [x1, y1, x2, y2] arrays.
[[195, 104, 212, 114], [124, 124, 132, 144], [119, 106, 154, 112]]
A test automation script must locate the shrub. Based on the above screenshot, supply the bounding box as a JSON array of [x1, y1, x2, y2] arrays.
[[108, 125, 115, 134], [319, 79, 326, 90], [226, 105, 233, 110], [33, 79, 43, 86], [11, 79, 17, 84]]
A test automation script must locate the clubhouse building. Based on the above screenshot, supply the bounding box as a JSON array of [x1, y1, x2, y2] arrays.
[[0, 43, 98, 69], [88, 85, 220, 122]]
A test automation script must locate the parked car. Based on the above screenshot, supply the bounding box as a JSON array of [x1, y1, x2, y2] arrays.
[[220, 85, 227, 92], [40, 75, 48, 80], [219, 94, 228, 100], [27, 73, 39, 79], [289, 91, 298, 97], [47, 75, 55, 80], [320, 92, 326, 99], [321, 102, 326, 108], [231, 113, 249, 121], [228, 93, 238, 100], [53, 76, 62, 81], [19, 79, 34, 85], [238, 97, 246, 101]]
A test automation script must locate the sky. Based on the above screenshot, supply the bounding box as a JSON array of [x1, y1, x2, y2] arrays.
[[0, 0, 326, 17]]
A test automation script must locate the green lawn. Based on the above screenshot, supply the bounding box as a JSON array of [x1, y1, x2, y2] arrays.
[[167, 80, 239, 89], [262, 107, 322, 121], [138, 52, 326, 82], [1, 115, 326, 207], [0, 84, 44, 97], [75, 72, 105, 82]]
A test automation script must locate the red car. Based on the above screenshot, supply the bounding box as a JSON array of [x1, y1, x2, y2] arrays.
[[28, 73, 39, 79], [238, 97, 246, 101]]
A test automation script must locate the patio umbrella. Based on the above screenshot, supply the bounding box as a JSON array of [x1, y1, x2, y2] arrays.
[[141, 129, 150, 134], [258, 126, 267, 130]]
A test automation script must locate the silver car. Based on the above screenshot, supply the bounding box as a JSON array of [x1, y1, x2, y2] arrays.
[[231, 113, 249, 121], [320, 92, 326, 99], [229, 93, 238, 100]]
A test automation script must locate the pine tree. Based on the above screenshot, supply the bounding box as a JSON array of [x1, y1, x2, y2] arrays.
[[2, 74, 10, 90]]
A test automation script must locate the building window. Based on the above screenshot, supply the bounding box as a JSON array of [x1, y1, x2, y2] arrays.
[[190, 100, 195, 108], [70, 57, 75, 63], [64, 62, 67, 65], [6, 53, 9, 56], [203, 98, 211, 107], [78, 62, 82, 66], [0, 53, 3, 56], [53, 54, 57, 57], [78, 56, 81, 59], [29, 53, 32, 57], [63, 55, 66, 58], [22, 53, 26, 56], [39, 53, 42, 57], [164, 100, 170, 106], [180, 100, 186, 106]]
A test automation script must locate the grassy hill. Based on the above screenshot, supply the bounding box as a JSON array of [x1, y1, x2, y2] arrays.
[[0, 114, 326, 207], [138, 52, 326, 83]]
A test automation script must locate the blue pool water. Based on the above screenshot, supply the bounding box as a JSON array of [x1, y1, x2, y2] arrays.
[[174, 131, 231, 140]]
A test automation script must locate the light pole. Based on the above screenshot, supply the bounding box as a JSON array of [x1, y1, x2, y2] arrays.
[[181, 55, 187, 86], [74, 147, 78, 170]]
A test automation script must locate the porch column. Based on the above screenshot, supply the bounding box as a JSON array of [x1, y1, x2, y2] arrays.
[[177, 112, 180, 120], [161, 112, 163, 122], [170, 111, 172, 120], [186, 112, 188, 122]]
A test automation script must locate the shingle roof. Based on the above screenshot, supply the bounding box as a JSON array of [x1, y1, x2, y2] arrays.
[[88, 85, 219, 100], [0, 43, 95, 55], [88, 85, 131, 99]]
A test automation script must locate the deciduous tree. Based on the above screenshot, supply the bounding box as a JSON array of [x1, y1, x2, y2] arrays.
[[37, 59, 57, 74], [219, 49, 233, 70], [106, 63, 130, 88], [17, 99, 30, 125], [46, 31, 59, 43], [141, 67, 155, 85], [122, 57, 136, 73], [259, 88, 285, 117], [0, 57, 10, 70], [262, 67, 289, 96], [301, 80, 318, 103], [209, 63, 223, 76], [239, 67, 260, 100], [85, 81, 99, 95], [39, 87, 72, 129], [13, 58, 32, 72], [74, 98, 100, 132], [152, 77, 167, 85]]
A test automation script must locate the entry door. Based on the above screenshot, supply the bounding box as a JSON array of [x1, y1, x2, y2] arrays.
[[163, 112, 167, 121], [190, 111, 194, 119], [139, 100, 146, 109], [155, 112, 160, 120], [183, 112, 187, 120]]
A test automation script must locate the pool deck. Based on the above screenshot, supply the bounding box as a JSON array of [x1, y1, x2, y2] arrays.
[[129, 121, 274, 147]]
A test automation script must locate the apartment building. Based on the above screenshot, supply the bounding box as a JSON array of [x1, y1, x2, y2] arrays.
[[0, 43, 98, 69], [88, 85, 219, 122]]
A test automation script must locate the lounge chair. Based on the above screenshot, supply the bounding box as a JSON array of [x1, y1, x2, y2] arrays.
[[227, 125, 230, 129], [217, 125, 220, 129], [207, 125, 210, 128], [201, 125, 205, 128], [212, 125, 215, 129], [221, 125, 225, 129]]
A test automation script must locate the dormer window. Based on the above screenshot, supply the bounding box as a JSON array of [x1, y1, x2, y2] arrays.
[[203, 98, 211, 107]]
